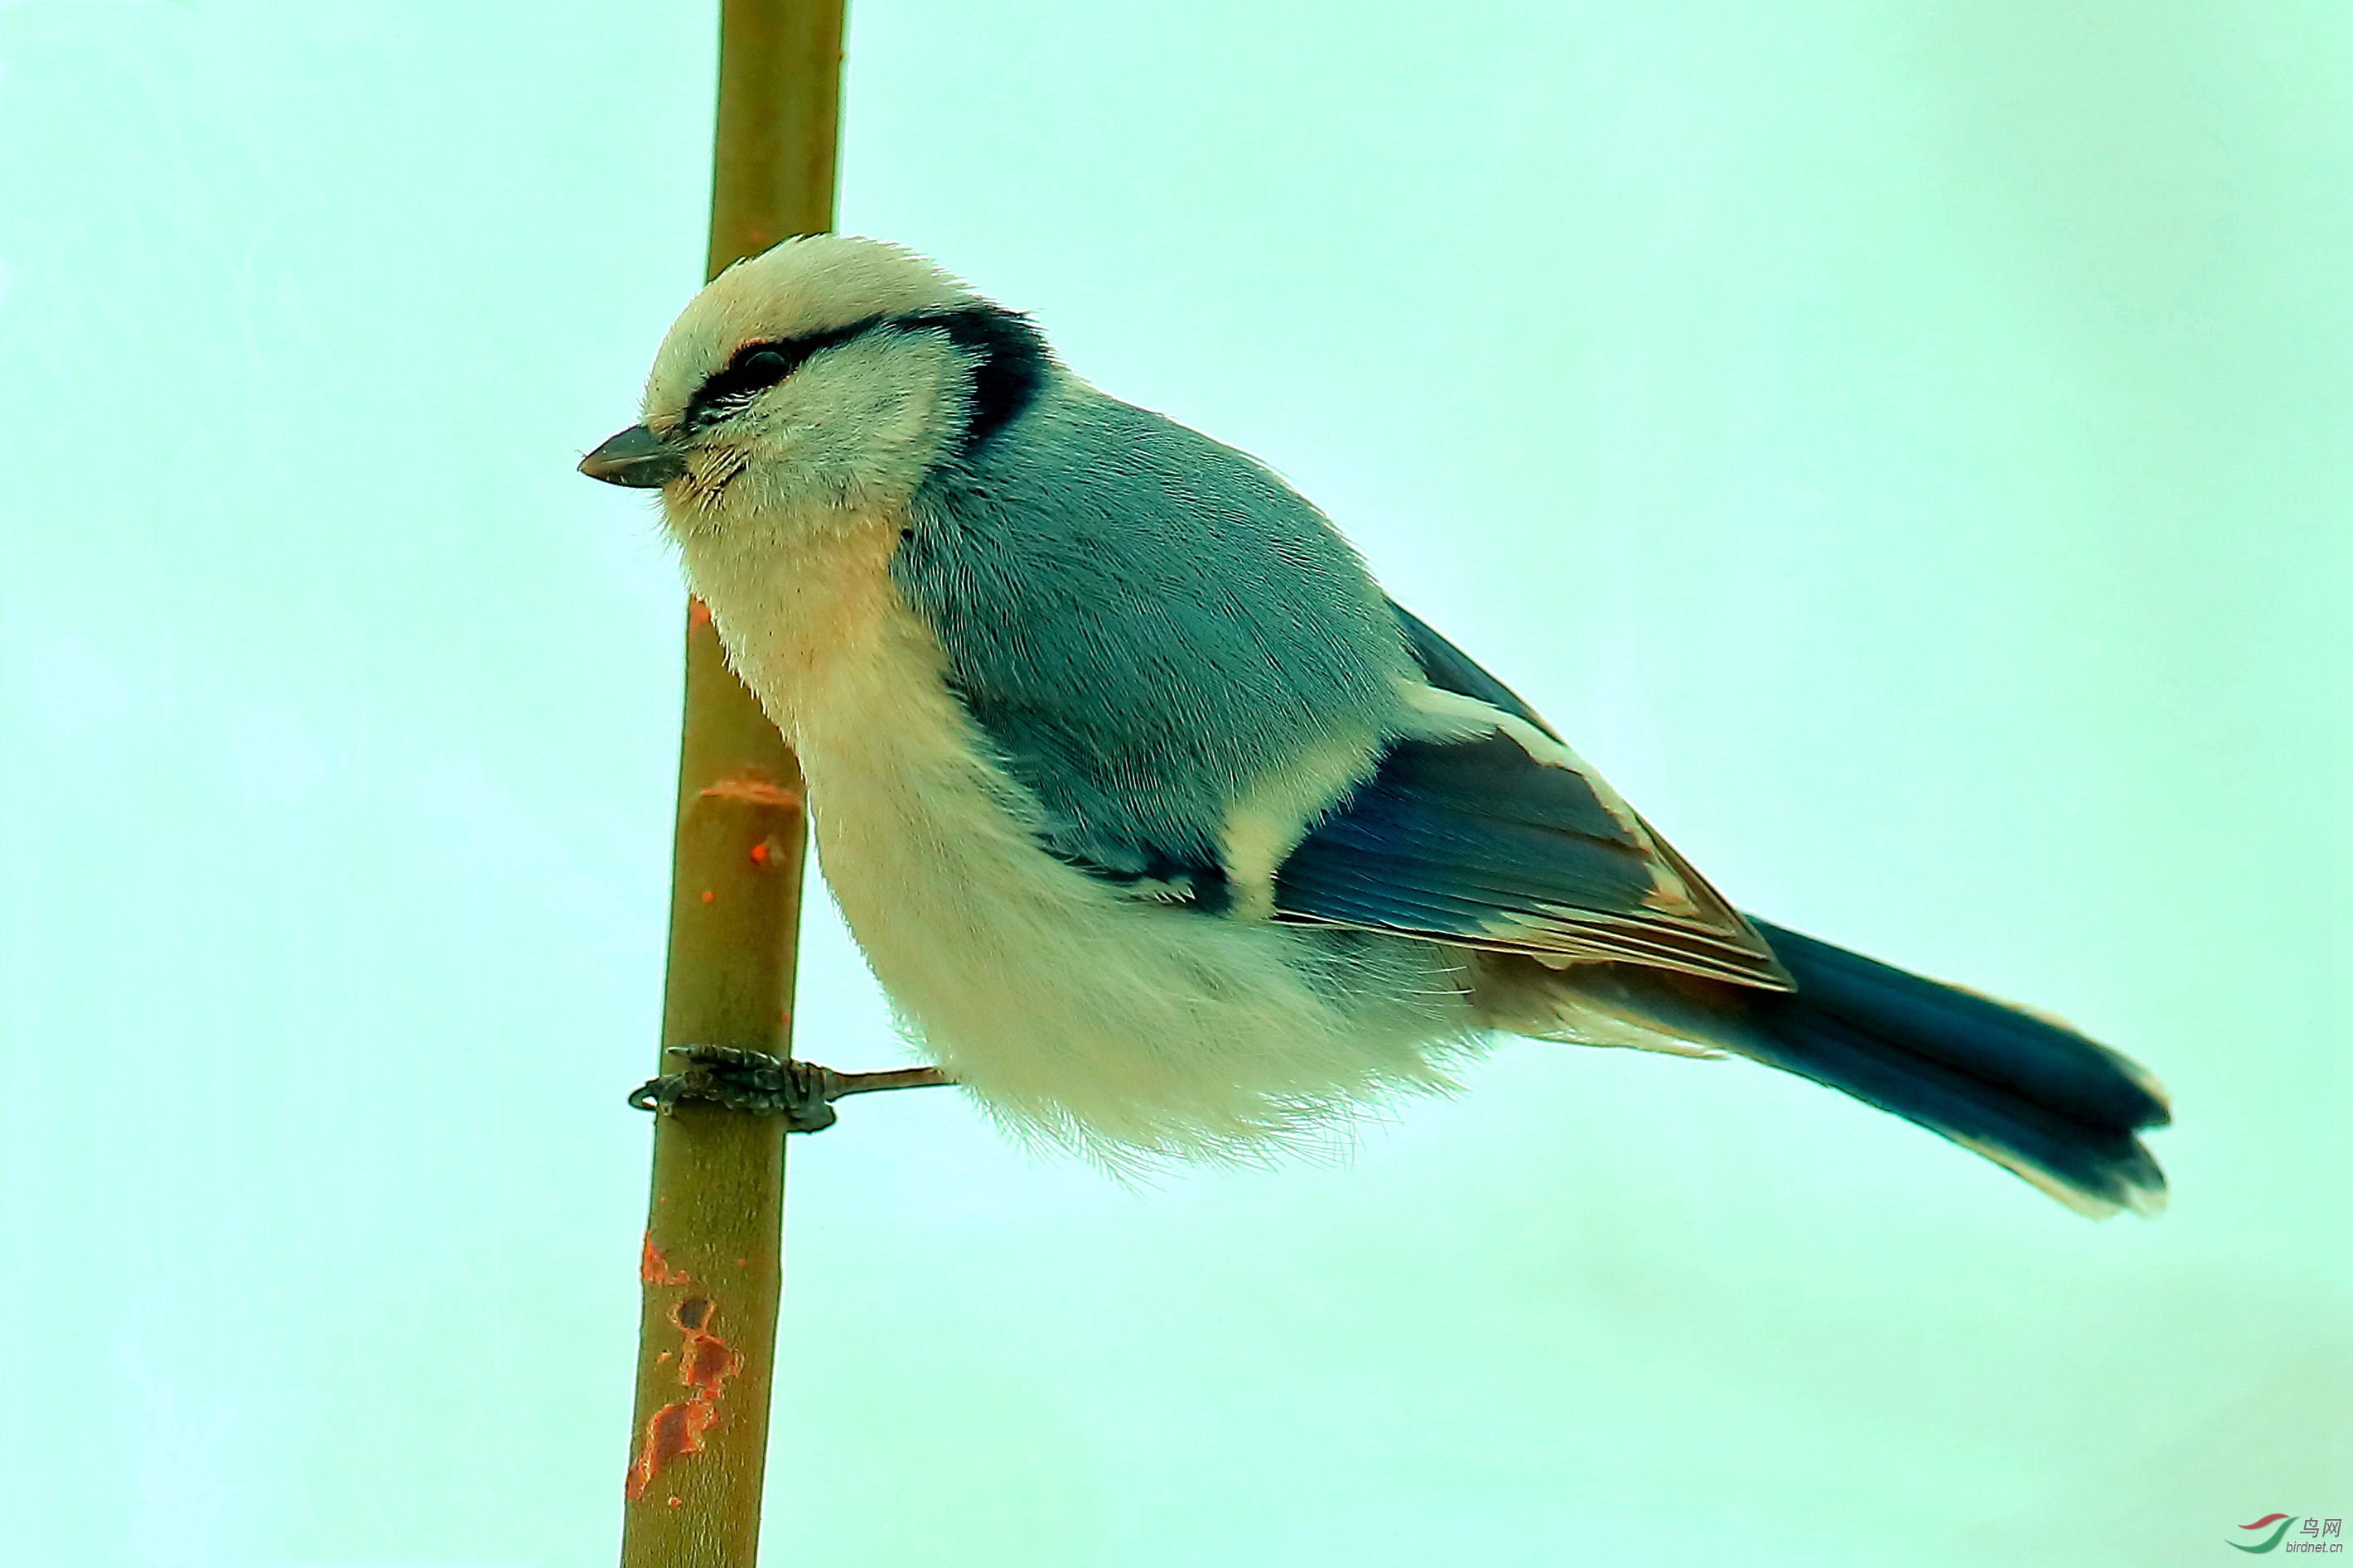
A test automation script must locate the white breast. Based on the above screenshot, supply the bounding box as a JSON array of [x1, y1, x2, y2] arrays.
[[681, 510, 1482, 1163]]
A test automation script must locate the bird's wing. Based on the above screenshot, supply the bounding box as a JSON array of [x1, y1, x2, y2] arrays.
[[1270, 604, 1792, 991]]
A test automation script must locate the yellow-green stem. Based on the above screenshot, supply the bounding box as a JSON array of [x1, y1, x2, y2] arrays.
[[619, 5, 843, 1564]]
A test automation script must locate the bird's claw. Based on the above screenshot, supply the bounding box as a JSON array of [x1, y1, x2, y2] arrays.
[[629, 1045, 840, 1133]]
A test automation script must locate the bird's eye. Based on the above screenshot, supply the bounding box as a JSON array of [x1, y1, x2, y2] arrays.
[[679, 343, 810, 432]]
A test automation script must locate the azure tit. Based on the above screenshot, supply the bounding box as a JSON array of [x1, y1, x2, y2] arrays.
[[583, 236, 2169, 1215]]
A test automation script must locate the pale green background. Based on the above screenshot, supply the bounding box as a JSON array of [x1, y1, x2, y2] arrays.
[[1, 2, 2346, 1564]]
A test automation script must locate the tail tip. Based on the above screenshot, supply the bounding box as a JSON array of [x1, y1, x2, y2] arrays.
[[1954, 1133, 2170, 1219]]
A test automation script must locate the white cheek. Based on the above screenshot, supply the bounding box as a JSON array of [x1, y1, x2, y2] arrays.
[[753, 337, 964, 508], [652, 334, 966, 534]]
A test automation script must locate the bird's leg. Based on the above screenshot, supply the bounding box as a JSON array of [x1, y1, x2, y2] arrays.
[[628, 1045, 953, 1134]]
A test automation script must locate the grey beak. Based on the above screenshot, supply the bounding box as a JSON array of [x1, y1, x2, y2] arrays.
[[579, 424, 689, 488]]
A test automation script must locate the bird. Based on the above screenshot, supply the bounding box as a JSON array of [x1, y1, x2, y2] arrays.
[[581, 234, 2170, 1218]]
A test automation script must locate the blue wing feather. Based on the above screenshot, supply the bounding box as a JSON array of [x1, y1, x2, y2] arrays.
[[895, 384, 1417, 892], [896, 384, 1783, 991], [1274, 606, 1791, 990], [1389, 602, 1563, 741]]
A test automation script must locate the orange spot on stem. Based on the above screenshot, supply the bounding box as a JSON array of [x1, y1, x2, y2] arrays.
[[689, 598, 713, 628], [640, 1233, 691, 1287], [678, 1332, 740, 1394], [749, 842, 769, 864], [698, 778, 802, 808], [623, 1295, 746, 1502], [625, 1398, 721, 1501], [699, 890, 715, 904]]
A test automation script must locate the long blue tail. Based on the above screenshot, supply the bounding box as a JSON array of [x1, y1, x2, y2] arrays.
[[1596, 921, 2172, 1216]]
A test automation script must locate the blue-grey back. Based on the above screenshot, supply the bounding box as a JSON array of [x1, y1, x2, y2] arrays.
[[892, 379, 1413, 884]]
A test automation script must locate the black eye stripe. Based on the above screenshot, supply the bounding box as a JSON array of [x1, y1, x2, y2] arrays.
[[674, 306, 1051, 446], [678, 319, 882, 432]]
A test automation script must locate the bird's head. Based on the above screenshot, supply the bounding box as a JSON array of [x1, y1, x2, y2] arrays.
[[580, 235, 1051, 536]]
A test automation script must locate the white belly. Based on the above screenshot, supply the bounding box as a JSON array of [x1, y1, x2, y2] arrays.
[[685, 511, 1480, 1161]]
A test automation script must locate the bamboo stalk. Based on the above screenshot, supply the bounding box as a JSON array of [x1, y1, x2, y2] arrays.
[[618, 4, 844, 1564]]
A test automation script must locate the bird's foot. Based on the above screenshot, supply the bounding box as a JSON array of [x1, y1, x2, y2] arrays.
[[630, 1045, 840, 1131], [628, 1046, 953, 1134]]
